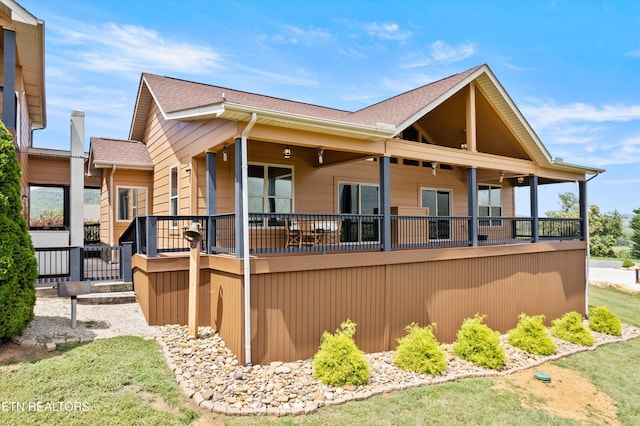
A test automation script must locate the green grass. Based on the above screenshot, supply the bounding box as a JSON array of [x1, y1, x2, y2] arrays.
[[0, 336, 198, 425], [1, 285, 638, 425]]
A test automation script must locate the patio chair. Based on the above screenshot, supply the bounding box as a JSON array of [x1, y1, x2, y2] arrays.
[[317, 219, 342, 246], [284, 218, 301, 248], [298, 218, 319, 247]]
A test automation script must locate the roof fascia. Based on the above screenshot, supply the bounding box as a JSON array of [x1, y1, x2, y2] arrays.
[[93, 161, 154, 170], [165, 101, 395, 140]]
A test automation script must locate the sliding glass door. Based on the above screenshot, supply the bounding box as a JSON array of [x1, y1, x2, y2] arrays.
[[421, 188, 452, 240], [338, 183, 379, 243]]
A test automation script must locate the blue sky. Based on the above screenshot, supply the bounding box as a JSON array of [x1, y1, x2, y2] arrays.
[[21, 0, 640, 215]]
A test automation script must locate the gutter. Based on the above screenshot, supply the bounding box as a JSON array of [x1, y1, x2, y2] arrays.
[[584, 170, 602, 316], [241, 112, 257, 366]]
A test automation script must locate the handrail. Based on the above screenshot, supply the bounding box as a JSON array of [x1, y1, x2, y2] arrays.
[[131, 214, 585, 257]]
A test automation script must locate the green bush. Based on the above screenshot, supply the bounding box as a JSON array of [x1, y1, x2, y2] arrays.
[[0, 122, 37, 339], [507, 313, 556, 355], [312, 319, 370, 386], [550, 311, 595, 346], [588, 306, 622, 336], [622, 259, 635, 268], [393, 323, 446, 375], [453, 315, 506, 370]]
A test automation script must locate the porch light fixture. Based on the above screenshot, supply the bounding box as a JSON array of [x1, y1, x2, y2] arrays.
[[317, 148, 324, 164], [460, 143, 468, 150], [282, 146, 291, 159], [431, 162, 438, 177], [499, 171, 505, 183], [517, 176, 525, 184], [222, 146, 228, 162]]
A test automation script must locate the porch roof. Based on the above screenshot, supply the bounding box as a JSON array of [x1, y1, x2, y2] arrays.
[[88, 137, 153, 170]]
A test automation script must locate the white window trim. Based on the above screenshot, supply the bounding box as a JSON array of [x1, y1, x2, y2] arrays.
[[169, 164, 179, 216], [115, 185, 148, 222]]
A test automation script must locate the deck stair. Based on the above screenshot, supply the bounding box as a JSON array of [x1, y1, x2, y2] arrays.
[[36, 281, 136, 304]]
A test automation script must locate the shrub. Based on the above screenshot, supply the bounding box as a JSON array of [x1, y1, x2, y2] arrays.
[[393, 323, 446, 375], [507, 313, 556, 356], [453, 314, 506, 370], [550, 312, 595, 346], [312, 319, 370, 386], [0, 122, 38, 339], [622, 258, 635, 268], [588, 306, 622, 336]]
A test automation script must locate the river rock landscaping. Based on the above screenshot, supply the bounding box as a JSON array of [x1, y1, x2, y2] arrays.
[[156, 323, 640, 417]]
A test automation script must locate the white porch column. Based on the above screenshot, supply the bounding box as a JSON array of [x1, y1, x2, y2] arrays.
[[70, 110, 85, 247]]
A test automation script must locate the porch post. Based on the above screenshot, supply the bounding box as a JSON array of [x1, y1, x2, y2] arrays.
[[206, 152, 217, 215], [379, 156, 391, 251], [467, 168, 478, 247], [530, 175, 539, 242], [234, 138, 243, 258], [579, 180, 587, 241], [3, 29, 16, 132]]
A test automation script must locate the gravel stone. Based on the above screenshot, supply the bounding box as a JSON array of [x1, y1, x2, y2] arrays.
[[21, 296, 640, 417]]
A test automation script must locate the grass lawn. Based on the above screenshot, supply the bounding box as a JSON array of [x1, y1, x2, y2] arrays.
[[1, 285, 638, 425]]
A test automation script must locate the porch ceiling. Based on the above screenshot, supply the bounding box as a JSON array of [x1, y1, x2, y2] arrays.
[[415, 85, 532, 161]]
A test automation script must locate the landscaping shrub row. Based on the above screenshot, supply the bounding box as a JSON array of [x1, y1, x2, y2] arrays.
[[312, 306, 622, 386]]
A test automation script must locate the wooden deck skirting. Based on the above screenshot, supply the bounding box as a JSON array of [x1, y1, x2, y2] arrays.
[[132, 241, 587, 365]]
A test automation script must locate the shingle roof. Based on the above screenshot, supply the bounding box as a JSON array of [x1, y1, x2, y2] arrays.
[[139, 65, 483, 129], [89, 137, 153, 169]]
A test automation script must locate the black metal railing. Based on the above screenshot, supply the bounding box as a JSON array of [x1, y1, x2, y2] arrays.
[[35, 243, 133, 285], [128, 214, 585, 257]]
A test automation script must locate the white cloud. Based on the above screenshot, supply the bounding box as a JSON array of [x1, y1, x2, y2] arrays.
[[429, 40, 475, 64], [50, 22, 222, 75], [401, 40, 475, 69], [522, 101, 640, 129], [364, 22, 412, 42], [627, 49, 640, 57]]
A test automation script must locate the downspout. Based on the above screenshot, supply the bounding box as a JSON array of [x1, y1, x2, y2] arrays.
[[242, 112, 257, 366], [584, 171, 601, 316], [109, 165, 116, 247]]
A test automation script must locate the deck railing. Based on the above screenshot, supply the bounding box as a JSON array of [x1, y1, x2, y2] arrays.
[[124, 214, 584, 257]]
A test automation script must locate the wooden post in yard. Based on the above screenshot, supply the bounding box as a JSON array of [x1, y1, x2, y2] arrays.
[[184, 222, 202, 338], [188, 241, 200, 338]]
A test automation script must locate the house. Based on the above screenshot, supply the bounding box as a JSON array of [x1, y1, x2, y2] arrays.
[[88, 64, 603, 365], [2, 0, 101, 281]]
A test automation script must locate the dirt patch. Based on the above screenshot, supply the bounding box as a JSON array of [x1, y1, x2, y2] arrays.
[[493, 363, 619, 425], [0, 341, 59, 365]]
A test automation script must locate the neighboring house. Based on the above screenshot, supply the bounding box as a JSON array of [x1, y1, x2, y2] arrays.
[[2, 0, 97, 280], [89, 64, 603, 365]]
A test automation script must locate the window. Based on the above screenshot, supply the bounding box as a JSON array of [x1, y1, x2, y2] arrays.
[[339, 182, 379, 243], [248, 163, 293, 226], [117, 187, 147, 221], [169, 166, 178, 216], [421, 188, 452, 239], [29, 185, 67, 229], [478, 184, 502, 226]]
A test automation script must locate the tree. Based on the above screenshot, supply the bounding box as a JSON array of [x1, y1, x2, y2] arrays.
[[545, 192, 622, 258], [0, 122, 37, 339], [631, 208, 640, 259]]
